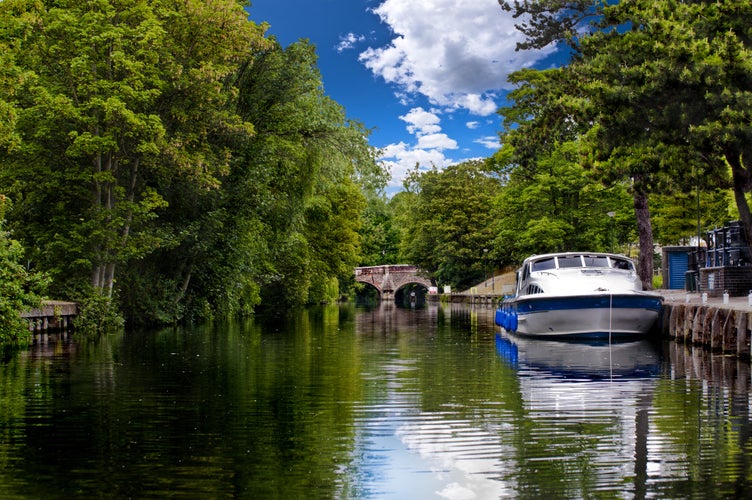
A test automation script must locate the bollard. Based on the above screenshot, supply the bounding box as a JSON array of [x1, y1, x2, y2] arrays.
[[748, 290, 752, 307], [702, 292, 708, 304], [685, 293, 690, 303], [723, 290, 729, 305]]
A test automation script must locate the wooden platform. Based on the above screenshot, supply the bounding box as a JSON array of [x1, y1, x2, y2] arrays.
[[21, 300, 78, 332]]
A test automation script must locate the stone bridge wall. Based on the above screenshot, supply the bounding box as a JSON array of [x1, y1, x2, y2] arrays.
[[355, 265, 434, 300]]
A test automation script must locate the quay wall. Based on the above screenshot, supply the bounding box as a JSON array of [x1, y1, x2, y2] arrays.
[[661, 299, 752, 359]]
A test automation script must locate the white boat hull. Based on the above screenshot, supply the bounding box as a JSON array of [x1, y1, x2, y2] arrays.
[[497, 293, 663, 338]]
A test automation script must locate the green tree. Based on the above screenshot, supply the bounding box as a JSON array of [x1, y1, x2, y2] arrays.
[[0, 0, 36, 152], [232, 39, 380, 308], [1, 0, 267, 324], [398, 160, 500, 290], [0, 197, 47, 344], [359, 194, 401, 266], [499, 0, 752, 287], [491, 140, 633, 263], [651, 188, 731, 246]]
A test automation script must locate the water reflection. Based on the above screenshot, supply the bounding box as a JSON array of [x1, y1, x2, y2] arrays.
[[0, 305, 751, 498], [494, 332, 661, 498]]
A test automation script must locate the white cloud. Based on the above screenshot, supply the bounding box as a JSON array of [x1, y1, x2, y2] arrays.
[[416, 133, 457, 150], [380, 107, 463, 193], [399, 107, 441, 135], [360, 0, 555, 116], [380, 144, 452, 192], [336, 32, 365, 52], [474, 135, 501, 149], [466, 121, 480, 130]]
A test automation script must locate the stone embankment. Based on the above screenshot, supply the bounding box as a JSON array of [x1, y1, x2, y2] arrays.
[[661, 290, 751, 359]]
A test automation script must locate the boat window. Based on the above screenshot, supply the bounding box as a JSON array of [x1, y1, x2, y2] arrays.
[[583, 256, 610, 268], [531, 258, 555, 272], [526, 284, 544, 294], [610, 258, 633, 270], [557, 255, 583, 268]]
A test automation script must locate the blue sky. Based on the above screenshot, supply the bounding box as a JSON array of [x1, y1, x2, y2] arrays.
[[247, 0, 561, 194]]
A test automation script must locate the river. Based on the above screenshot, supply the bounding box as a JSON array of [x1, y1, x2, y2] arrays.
[[0, 303, 750, 499]]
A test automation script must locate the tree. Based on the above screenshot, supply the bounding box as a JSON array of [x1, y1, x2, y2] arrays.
[[499, 0, 752, 288], [398, 160, 501, 290], [0, 197, 47, 344], [231, 39, 379, 308], [492, 139, 634, 261], [1, 0, 268, 323], [359, 194, 401, 266]]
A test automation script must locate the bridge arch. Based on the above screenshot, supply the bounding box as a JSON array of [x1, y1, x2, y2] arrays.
[[354, 265, 434, 301]]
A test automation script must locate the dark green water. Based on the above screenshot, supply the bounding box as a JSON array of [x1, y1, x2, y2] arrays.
[[1, 303, 750, 499]]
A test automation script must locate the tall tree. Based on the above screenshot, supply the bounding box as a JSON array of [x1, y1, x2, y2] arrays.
[[398, 160, 500, 290], [1, 0, 267, 322], [232, 39, 380, 308], [499, 0, 752, 287], [491, 140, 634, 263], [0, 196, 47, 344]]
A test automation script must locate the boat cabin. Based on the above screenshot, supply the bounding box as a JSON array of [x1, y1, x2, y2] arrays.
[[515, 253, 638, 296]]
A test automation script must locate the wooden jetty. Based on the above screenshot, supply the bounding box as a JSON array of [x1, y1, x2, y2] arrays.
[[21, 300, 78, 332]]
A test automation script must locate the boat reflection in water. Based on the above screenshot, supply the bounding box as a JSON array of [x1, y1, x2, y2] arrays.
[[495, 330, 661, 379], [494, 330, 661, 496]]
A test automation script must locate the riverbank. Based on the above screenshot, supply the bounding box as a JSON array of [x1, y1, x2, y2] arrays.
[[660, 290, 751, 359]]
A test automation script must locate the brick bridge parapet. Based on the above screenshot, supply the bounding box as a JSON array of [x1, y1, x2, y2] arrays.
[[355, 265, 434, 301]]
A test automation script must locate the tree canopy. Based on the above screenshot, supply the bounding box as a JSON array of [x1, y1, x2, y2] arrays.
[[497, 0, 752, 288], [0, 1, 383, 327]]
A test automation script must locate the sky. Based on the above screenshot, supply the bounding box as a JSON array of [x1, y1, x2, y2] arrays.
[[246, 0, 563, 194]]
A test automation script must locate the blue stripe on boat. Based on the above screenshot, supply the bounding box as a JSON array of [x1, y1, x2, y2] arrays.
[[515, 295, 662, 313]]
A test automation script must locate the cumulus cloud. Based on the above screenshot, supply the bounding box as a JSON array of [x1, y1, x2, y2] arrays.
[[380, 142, 453, 192], [336, 32, 365, 52], [379, 107, 466, 192], [400, 107, 442, 135], [474, 136, 501, 149], [360, 0, 555, 116]]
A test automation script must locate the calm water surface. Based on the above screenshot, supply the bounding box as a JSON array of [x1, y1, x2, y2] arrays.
[[1, 303, 751, 499]]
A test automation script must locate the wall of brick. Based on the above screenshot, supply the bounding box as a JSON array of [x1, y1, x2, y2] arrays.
[[699, 266, 752, 297]]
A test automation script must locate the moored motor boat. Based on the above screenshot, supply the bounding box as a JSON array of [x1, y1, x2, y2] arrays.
[[495, 252, 663, 338]]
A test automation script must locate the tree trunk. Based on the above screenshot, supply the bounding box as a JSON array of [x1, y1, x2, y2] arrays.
[[727, 150, 752, 257], [632, 178, 654, 291]]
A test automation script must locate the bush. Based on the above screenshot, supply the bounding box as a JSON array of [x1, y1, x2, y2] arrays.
[[0, 199, 48, 344]]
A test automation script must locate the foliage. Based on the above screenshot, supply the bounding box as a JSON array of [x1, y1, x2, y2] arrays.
[[73, 288, 125, 335], [491, 140, 634, 263], [0, 3, 383, 326], [651, 189, 731, 245], [497, 0, 752, 288], [0, 198, 47, 344], [233, 39, 378, 308], [359, 194, 401, 266], [397, 160, 501, 290]]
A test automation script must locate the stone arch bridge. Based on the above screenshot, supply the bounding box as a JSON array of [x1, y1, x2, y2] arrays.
[[354, 265, 434, 301]]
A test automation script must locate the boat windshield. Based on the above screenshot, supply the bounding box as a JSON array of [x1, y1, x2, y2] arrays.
[[583, 255, 610, 268], [557, 255, 583, 268], [610, 258, 633, 270], [531, 257, 556, 272]]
